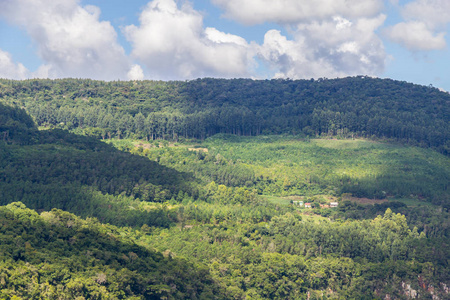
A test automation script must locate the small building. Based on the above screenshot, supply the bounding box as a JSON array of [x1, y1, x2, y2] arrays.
[[320, 204, 330, 208], [330, 202, 338, 208], [304, 202, 312, 208]]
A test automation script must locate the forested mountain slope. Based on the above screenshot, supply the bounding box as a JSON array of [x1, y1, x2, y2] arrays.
[[0, 202, 222, 299], [0, 77, 448, 153], [1, 84, 449, 299]]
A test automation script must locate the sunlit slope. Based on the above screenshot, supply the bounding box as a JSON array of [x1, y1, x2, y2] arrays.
[[0, 202, 222, 299], [134, 134, 449, 204]]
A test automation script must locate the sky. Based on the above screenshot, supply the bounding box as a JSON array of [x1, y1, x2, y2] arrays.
[[0, 0, 449, 91]]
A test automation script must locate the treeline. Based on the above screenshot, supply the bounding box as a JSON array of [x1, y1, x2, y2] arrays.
[[0, 77, 448, 153], [336, 201, 450, 239]]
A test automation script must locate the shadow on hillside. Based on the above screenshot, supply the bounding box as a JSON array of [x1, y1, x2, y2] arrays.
[[0, 105, 196, 227], [340, 148, 449, 206]]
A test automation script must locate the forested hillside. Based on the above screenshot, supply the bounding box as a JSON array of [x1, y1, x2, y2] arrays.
[[119, 134, 449, 205], [0, 77, 448, 154], [0, 82, 449, 299], [0, 202, 221, 299]]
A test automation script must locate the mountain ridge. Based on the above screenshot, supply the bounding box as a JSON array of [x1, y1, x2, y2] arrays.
[[1, 76, 448, 154]]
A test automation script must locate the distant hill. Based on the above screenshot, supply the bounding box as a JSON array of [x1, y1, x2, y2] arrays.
[[1, 77, 448, 154]]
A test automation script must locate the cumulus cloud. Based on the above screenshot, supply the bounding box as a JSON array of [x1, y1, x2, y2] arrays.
[[385, 21, 446, 50], [0, 0, 140, 80], [258, 15, 387, 78], [385, 0, 450, 51], [124, 0, 256, 79], [0, 0, 392, 81], [402, 0, 450, 27], [211, 0, 383, 25], [0, 50, 30, 79], [127, 64, 145, 80], [210, 0, 387, 79]]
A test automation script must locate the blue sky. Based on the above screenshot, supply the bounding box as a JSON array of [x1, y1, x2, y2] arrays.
[[0, 0, 449, 91]]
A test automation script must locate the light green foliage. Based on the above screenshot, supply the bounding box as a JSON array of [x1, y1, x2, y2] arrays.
[[0, 204, 223, 299], [143, 208, 448, 299], [132, 134, 449, 203]]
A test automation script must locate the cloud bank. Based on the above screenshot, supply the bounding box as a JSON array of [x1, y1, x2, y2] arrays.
[[211, 0, 383, 25], [0, 50, 30, 79], [212, 0, 387, 78], [385, 0, 450, 50], [124, 0, 255, 79], [259, 15, 386, 78], [3, 0, 446, 81], [0, 0, 390, 80], [0, 0, 140, 80]]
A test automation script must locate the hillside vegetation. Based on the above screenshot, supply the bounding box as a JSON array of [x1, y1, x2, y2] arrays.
[[0, 80, 449, 299], [0, 202, 221, 299], [1, 77, 448, 154], [110, 134, 449, 206]]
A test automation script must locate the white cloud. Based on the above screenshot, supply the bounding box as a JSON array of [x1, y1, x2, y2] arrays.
[[204, 27, 248, 46], [0, 0, 390, 81], [385, 21, 446, 50], [211, 0, 383, 25], [385, 0, 450, 51], [0, 50, 30, 79], [33, 64, 52, 79], [258, 15, 387, 79], [127, 64, 145, 80], [211, 0, 387, 79], [124, 0, 255, 79], [402, 0, 450, 28], [0, 0, 134, 80]]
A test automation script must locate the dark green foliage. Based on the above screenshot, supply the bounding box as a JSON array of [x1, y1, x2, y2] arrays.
[[1, 77, 449, 153], [0, 104, 198, 228], [0, 102, 38, 144]]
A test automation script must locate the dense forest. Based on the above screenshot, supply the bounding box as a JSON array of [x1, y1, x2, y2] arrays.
[[0, 77, 448, 154], [0, 79, 449, 299], [0, 202, 222, 299]]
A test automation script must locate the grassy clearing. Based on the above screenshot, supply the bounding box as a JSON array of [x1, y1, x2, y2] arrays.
[[260, 195, 293, 206], [312, 138, 385, 149]]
